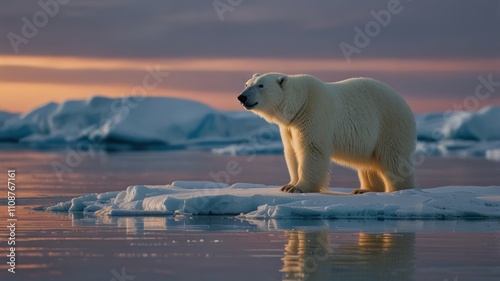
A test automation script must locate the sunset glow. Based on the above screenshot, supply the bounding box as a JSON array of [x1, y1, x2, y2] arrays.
[[2, 55, 500, 113], [2, 55, 500, 73]]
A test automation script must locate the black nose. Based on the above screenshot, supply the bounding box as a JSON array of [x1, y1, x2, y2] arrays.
[[237, 95, 247, 103]]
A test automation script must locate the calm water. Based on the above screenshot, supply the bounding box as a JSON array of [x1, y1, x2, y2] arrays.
[[0, 150, 499, 281]]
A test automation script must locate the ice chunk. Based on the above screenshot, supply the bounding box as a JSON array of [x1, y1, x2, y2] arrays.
[[171, 181, 229, 189], [486, 149, 500, 161], [47, 183, 500, 219], [230, 183, 269, 189]]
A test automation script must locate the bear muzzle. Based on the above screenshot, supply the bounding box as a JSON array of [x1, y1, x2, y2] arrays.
[[237, 94, 248, 103], [237, 89, 258, 110]]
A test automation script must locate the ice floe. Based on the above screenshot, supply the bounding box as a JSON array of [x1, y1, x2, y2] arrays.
[[46, 181, 500, 219]]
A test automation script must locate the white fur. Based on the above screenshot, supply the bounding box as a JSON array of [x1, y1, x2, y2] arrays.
[[239, 73, 416, 193]]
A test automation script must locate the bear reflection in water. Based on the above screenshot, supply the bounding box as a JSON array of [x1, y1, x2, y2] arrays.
[[280, 230, 415, 281]]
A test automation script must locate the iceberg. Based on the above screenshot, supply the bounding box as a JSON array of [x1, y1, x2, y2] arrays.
[[46, 181, 500, 219], [0, 96, 275, 148], [0, 111, 18, 127], [416, 106, 500, 141], [413, 106, 500, 158], [0, 96, 499, 158]]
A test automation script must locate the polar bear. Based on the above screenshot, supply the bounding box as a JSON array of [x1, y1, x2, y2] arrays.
[[237, 73, 416, 194]]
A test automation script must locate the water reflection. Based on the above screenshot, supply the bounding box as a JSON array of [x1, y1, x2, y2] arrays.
[[39, 211, 499, 280], [71, 214, 499, 233], [80, 215, 262, 233], [281, 230, 415, 281]]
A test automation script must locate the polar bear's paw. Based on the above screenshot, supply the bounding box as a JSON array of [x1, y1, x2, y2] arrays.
[[351, 188, 370, 195], [280, 184, 303, 193]]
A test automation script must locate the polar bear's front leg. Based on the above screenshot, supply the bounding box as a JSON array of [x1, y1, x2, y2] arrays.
[[284, 141, 330, 193], [279, 127, 299, 192]]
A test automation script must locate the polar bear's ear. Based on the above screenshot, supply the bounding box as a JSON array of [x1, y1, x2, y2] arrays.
[[277, 76, 287, 88], [252, 73, 261, 78]]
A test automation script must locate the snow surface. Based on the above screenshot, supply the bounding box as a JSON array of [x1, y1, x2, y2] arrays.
[[46, 181, 500, 219], [1, 96, 499, 158]]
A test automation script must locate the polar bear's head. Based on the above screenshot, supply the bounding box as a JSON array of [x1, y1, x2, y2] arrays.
[[238, 72, 299, 124]]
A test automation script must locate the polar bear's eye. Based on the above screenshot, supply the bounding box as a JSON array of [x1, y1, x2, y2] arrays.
[[258, 84, 264, 88]]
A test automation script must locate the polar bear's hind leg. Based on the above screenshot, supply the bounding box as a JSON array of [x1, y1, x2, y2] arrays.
[[377, 153, 415, 192], [361, 169, 385, 191]]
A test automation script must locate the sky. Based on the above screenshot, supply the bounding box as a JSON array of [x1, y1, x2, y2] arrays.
[[1, 0, 500, 113]]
